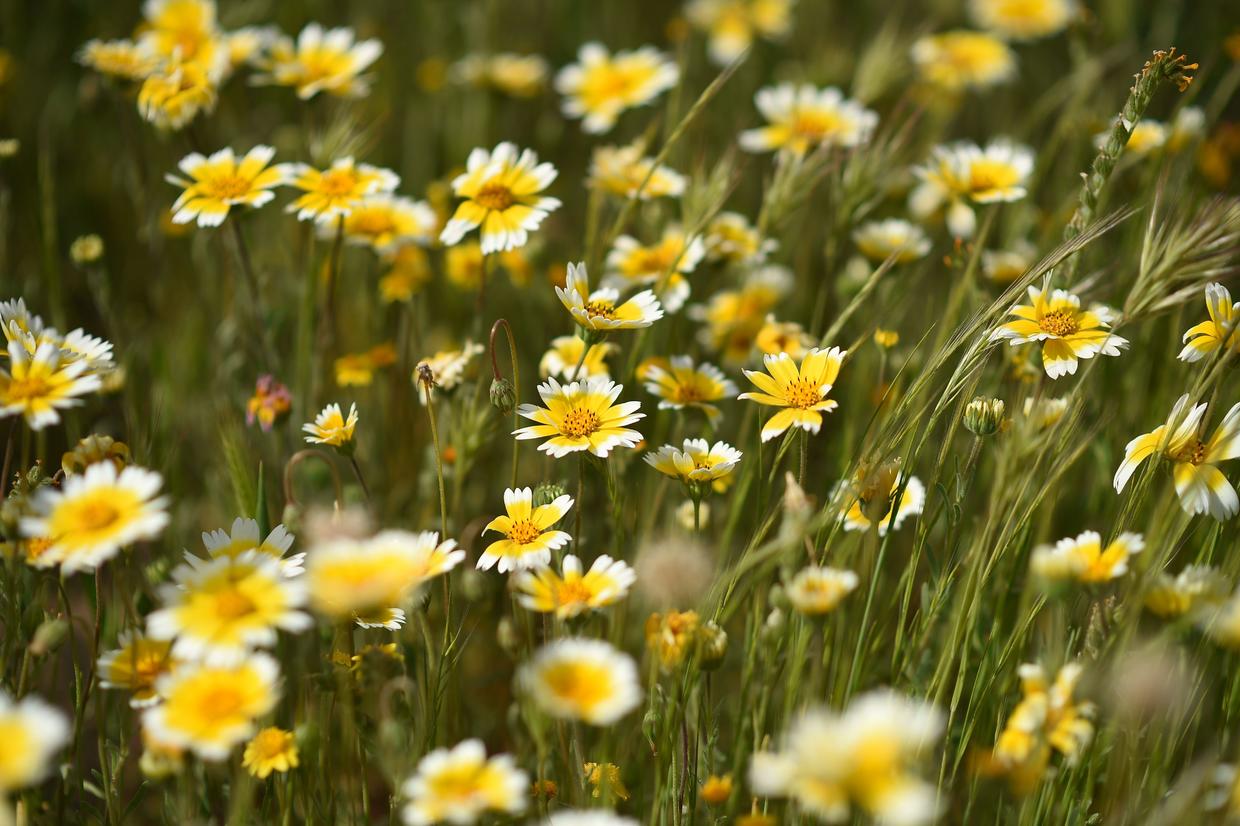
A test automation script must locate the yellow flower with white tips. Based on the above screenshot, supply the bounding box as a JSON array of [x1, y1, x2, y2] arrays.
[[785, 566, 858, 616], [644, 356, 736, 420], [339, 194, 437, 252], [554, 43, 678, 134], [353, 606, 406, 630], [513, 554, 636, 620], [1197, 588, 1240, 649], [201, 516, 303, 577], [739, 83, 878, 156], [77, 39, 160, 80], [989, 280, 1128, 379], [439, 142, 560, 254], [255, 24, 382, 99], [166, 146, 292, 227], [1179, 283, 1240, 363], [852, 219, 931, 264], [754, 316, 815, 360], [243, 726, 299, 779], [702, 212, 778, 266], [739, 347, 846, 442], [970, 0, 1077, 40], [540, 336, 617, 381], [146, 552, 311, 666], [286, 157, 400, 222], [605, 227, 705, 314], [137, 59, 218, 130], [1029, 531, 1144, 584], [400, 739, 528, 826], [97, 631, 178, 708], [556, 262, 664, 333], [988, 663, 1094, 795], [910, 140, 1034, 237], [480, 487, 574, 573], [686, 0, 795, 66], [911, 30, 1016, 91], [839, 474, 925, 535], [306, 531, 464, 618], [1144, 565, 1227, 619], [303, 402, 358, 448], [0, 339, 102, 430], [645, 439, 743, 488], [450, 52, 548, 97], [587, 143, 686, 200], [692, 267, 793, 365], [142, 653, 281, 761], [514, 377, 644, 459], [519, 638, 642, 725], [0, 690, 69, 792], [1113, 394, 1240, 520]]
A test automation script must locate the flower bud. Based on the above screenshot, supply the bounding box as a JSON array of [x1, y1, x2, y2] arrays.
[[963, 396, 1005, 436], [698, 620, 728, 670], [533, 482, 568, 507], [28, 618, 69, 657], [489, 377, 516, 414]]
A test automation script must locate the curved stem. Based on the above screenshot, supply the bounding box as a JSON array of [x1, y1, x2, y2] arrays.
[[282, 449, 344, 511]]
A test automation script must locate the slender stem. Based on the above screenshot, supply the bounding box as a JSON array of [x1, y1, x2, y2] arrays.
[[227, 219, 277, 366], [575, 454, 585, 548], [568, 337, 591, 383], [421, 375, 449, 539], [798, 430, 808, 487], [490, 319, 522, 487], [347, 455, 372, 504], [321, 215, 345, 356], [0, 420, 14, 498]]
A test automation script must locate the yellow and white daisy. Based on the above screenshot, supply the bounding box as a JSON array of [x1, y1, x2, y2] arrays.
[[201, 516, 303, 577], [1097, 119, 1167, 157], [439, 142, 561, 254], [415, 341, 483, 401], [839, 474, 926, 535], [1197, 588, 1240, 649], [285, 157, 400, 222], [982, 240, 1036, 283], [738, 347, 847, 442], [686, 0, 795, 66], [988, 663, 1094, 795], [554, 43, 678, 134], [339, 194, 437, 252], [138, 0, 224, 72], [306, 530, 463, 618], [701, 212, 778, 266], [785, 566, 859, 616], [1144, 565, 1228, 619], [400, 739, 528, 826], [605, 227, 705, 314], [243, 726, 299, 779], [142, 653, 281, 761], [1029, 531, 1145, 584], [98, 630, 178, 708], [739, 83, 878, 156], [911, 30, 1016, 91], [514, 376, 644, 459], [303, 402, 358, 448], [480, 487, 574, 573], [77, 38, 160, 80], [513, 554, 636, 620], [518, 638, 642, 726], [450, 52, 548, 97], [1167, 106, 1206, 153], [587, 143, 686, 200], [970, 0, 1077, 40], [1113, 394, 1240, 520], [1179, 283, 1240, 363], [910, 140, 1034, 238], [645, 439, 743, 487], [20, 462, 168, 574], [0, 690, 69, 793], [543, 813, 639, 826], [755, 316, 815, 360], [644, 356, 736, 419], [0, 339, 102, 430], [166, 146, 291, 227], [137, 57, 219, 131], [556, 262, 664, 333], [254, 24, 382, 99], [852, 219, 932, 264], [989, 280, 1128, 379], [539, 336, 617, 382], [353, 606, 406, 630], [750, 691, 943, 824]]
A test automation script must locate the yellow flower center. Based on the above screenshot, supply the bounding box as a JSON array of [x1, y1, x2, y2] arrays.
[[1038, 310, 1078, 337], [1177, 439, 1209, 465], [791, 110, 843, 141], [319, 169, 360, 196], [205, 174, 254, 201], [508, 519, 542, 545], [555, 578, 594, 607], [71, 500, 121, 533], [474, 182, 515, 211], [198, 684, 245, 718], [968, 159, 1020, 194], [561, 407, 601, 438], [541, 661, 612, 709], [5, 374, 52, 402], [213, 588, 257, 620], [784, 378, 821, 409], [631, 248, 675, 274], [584, 299, 617, 319]]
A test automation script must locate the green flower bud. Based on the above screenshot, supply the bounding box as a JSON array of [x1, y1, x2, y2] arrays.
[[533, 482, 568, 507], [489, 377, 516, 414], [963, 397, 1006, 437]]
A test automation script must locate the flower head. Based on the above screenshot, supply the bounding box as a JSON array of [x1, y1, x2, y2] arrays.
[[303, 402, 359, 448], [243, 726, 299, 779], [167, 146, 291, 227], [755, 316, 815, 360], [286, 157, 399, 222], [839, 472, 925, 535], [910, 140, 1034, 237], [686, 0, 794, 65], [513, 554, 636, 620], [401, 739, 528, 826], [519, 638, 642, 725], [556, 262, 664, 332], [587, 143, 686, 200], [138, 58, 218, 130], [306, 530, 463, 617], [246, 374, 292, 431], [989, 280, 1128, 379], [439, 142, 560, 254], [515, 376, 643, 458], [98, 630, 178, 708], [911, 30, 1016, 91], [970, 0, 1077, 40], [555, 43, 678, 134], [540, 336, 616, 381], [1144, 564, 1228, 619], [339, 194, 437, 252], [336, 343, 398, 387], [702, 212, 777, 266], [480, 487, 574, 573], [0, 339, 102, 430], [200, 516, 302, 577], [987, 663, 1094, 795], [415, 342, 483, 402], [785, 566, 859, 615], [78, 38, 160, 79], [1030, 531, 1145, 584], [645, 439, 743, 490], [740, 83, 878, 156], [644, 356, 736, 420], [1178, 283, 1240, 363], [739, 347, 847, 442], [451, 52, 548, 97], [852, 219, 931, 264], [255, 24, 382, 99], [605, 227, 704, 314], [0, 691, 69, 792]]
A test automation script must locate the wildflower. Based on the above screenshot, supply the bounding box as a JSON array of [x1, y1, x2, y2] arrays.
[[540, 336, 616, 381], [1113, 394, 1240, 520], [605, 227, 704, 313], [643, 357, 736, 420], [200, 516, 303, 577], [702, 212, 777, 266], [873, 329, 900, 350], [751, 691, 943, 824], [739, 347, 847, 442], [96, 630, 176, 708], [0, 691, 69, 792], [543, 814, 638, 826], [243, 727, 299, 779], [963, 397, 1006, 436], [645, 440, 743, 492], [1023, 397, 1069, 429], [756, 316, 815, 359], [138, 0, 225, 72], [306, 530, 463, 618], [353, 606, 406, 630], [910, 140, 1034, 237], [146, 552, 311, 666], [138, 59, 218, 130], [340, 194, 437, 252], [401, 739, 528, 826], [246, 374, 292, 431], [1197, 588, 1240, 649], [335, 343, 398, 387], [62, 434, 131, 476], [990, 280, 1128, 378], [982, 240, 1036, 283], [1178, 283, 1240, 362], [255, 24, 382, 99], [852, 219, 931, 264], [785, 566, 859, 615], [142, 653, 281, 761], [380, 245, 432, 302], [519, 638, 642, 725], [686, 0, 794, 65], [645, 610, 701, 671], [1144, 565, 1227, 619], [479, 487, 574, 573], [451, 52, 548, 97], [700, 773, 733, 805], [514, 376, 643, 458], [970, 0, 1077, 40], [70, 234, 104, 264], [439, 142, 560, 254], [513, 554, 636, 619], [77, 39, 159, 79], [1207, 764, 1240, 819], [303, 402, 358, 448], [587, 143, 686, 200], [911, 30, 1016, 91], [1101, 119, 1167, 156], [166, 146, 291, 228], [0, 339, 102, 430], [740, 83, 878, 156], [286, 157, 399, 222], [554, 43, 678, 134], [987, 663, 1094, 795], [20, 462, 168, 574], [415, 342, 483, 401], [839, 469, 925, 535], [1030, 531, 1145, 584], [556, 262, 664, 333], [584, 762, 630, 800]]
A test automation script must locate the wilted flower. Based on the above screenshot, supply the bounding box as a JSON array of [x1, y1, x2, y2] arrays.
[[645, 610, 701, 671], [62, 434, 131, 476]]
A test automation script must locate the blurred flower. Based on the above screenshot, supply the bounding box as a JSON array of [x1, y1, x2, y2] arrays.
[[98, 631, 177, 708], [963, 397, 1006, 436], [401, 739, 527, 825], [479, 487, 574, 573], [1168, 106, 1206, 152], [644, 356, 736, 420], [543, 814, 638, 826], [702, 212, 777, 266], [555, 43, 678, 134], [138, 59, 218, 130], [1178, 283, 1239, 363], [839, 471, 925, 535], [873, 328, 900, 349], [588, 143, 686, 200], [335, 342, 398, 387], [556, 262, 664, 332], [246, 374, 292, 432], [0, 139, 16, 159], [166, 146, 291, 227], [969, 0, 1076, 40], [515, 377, 643, 459], [451, 52, 548, 97], [200, 516, 302, 577], [0, 691, 69, 792], [852, 219, 931, 264], [439, 142, 560, 254], [62, 434, 131, 476], [353, 606, 406, 630], [739, 347, 847, 442], [584, 762, 629, 800], [286, 157, 399, 222], [990, 280, 1128, 379], [910, 140, 1034, 237], [740, 83, 878, 156], [786, 566, 858, 616], [379, 245, 432, 302], [634, 538, 714, 608], [1030, 530, 1144, 584], [1101, 119, 1167, 156], [303, 402, 358, 449], [1197, 587, 1240, 649], [645, 610, 700, 671], [1143, 564, 1228, 619], [415, 341, 483, 402], [514, 554, 636, 619], [1023, 397, 1068, 429], [540, 336, 616, 381], [0, 340, 102, 430], [70, 234, 105, 264], [339, 194, 437, 252], [243, 727, 299, 779], [519, 638, 642, 725], [700, 773, 733, 805], [77, 39, 159, 79], [911, 30, 1016, 91], [305, 530, 463, 617], [605, 226, 704, 313], [755, 316, 814, 359], [686, 0, 794, 65], [982, 240, 1036, 283], [255, 24, 382, 99]]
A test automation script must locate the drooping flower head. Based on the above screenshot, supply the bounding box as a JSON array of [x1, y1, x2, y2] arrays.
[[439, 142, 560, 254], [400, 739, 528, 826], [513, 554, 636, 620], [166, 146, 292, 227], [556, 262, 664, 333], [255, 24, 382, 99], [480, 487, 574, 573], [739, 347, 847, 442], [518, 638, 642, 725], [1178, 283, 1240, 363], [990, 280, 1128, 379], [739, 83, 878, 156], [554, 43, 678, 134], [515, 377, 644, 458]]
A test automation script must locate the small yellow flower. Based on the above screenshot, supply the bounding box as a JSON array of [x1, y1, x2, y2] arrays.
[[988, 663, 1094, 795], [645, 610, 700, 671], [339, 194, 437, 252], [255, 24, 382, 99], [970, 0, 1077, 40], [587, 143, 686, 200], [519, 638, 642, 725], [910, 140, 1034, 237], [335, 343, 398, 387], [556, 262, 664, 332], [77, 39, 160, 79], [303, 402, 359, 448], [166, 146, 291, 227], [911, 30, 1016, 91], [98, 631, 178, 708], [645, 439, 743, 488], [245, 375, 291, 432], [379, 245, 432, 302], [480, 487, 574, 573], [699, 773, 733, 805], [243, 727, 299, 779], [686, 0, 794, 65], [400, 739, 528, 826], [989, 280, 1128, 379], [644, 356, 736, 420], [539, 336, 617, 381], [1144, 565, 1227, 619], [785, 566, 859, 615], [439, 142, 561, 254], [754, 315, 814, 360], [0, 340, 102, 430], [873, 329, 900, 349], [852, 219, 931, 264], [738, 347, 847, 442], [514, 376, 644, 458], [740, 83, 878, 156], [286, 157, 400, 222], [702, 212, 777, 266], [138, 59, 218, 131], [554, 43, 678, 134], [584, 762, 630, 800], [0, 691, 69, 793], [1030, 531, 1145, 584], [606, 227, 705, 313], [305, 531, 463, 618], [513, 554, 636, 620], [1178, 283, 1240, 363], [69, 234, 105, 264]]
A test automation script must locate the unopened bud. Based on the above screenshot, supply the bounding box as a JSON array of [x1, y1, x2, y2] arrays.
[[533, 482, 568, 507], [698, 620, 728, 670], [963, 397, 1005, 437], [489, 377, 516, 414], [28, 618, 69, 656]]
